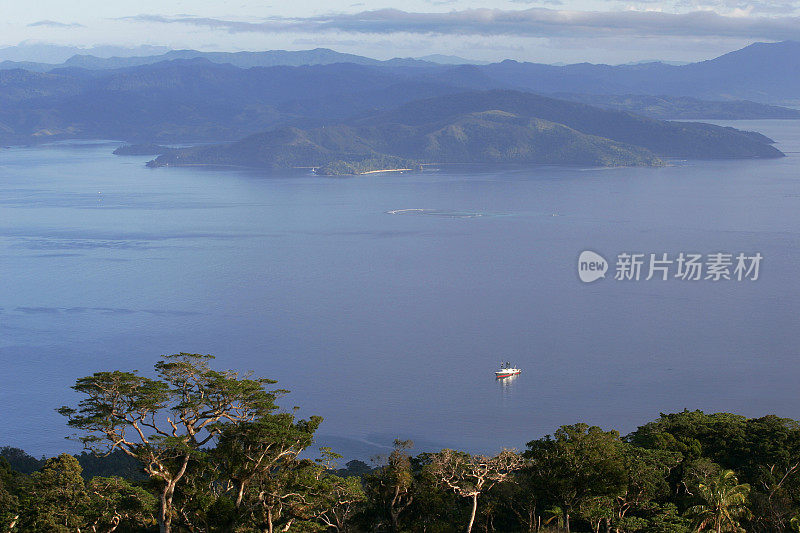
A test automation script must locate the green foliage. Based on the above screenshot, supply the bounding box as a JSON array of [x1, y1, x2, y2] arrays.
[[21, 454, 87, 532], [0, 446, 44, 474], [525, 423, 628, 530], [0, 458, 21, 532], [685, 469, 751, 532], [84, 476, 157, 531], [364, 439, 417, 532], [75, 449, 147, 480], [630, 409, 800, 532], [58, 352, 288, 533], [426, 448, 523, 533], [645, 503, 693, 533], [335, 459, 373, 478]]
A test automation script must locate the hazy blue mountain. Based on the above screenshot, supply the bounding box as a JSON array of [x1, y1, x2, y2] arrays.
[[3, 40, 800, 106], [1, 43, 798, 147], [0, 60, 55, 72], [0, 59, 508, 144], [146, 89, 782, 174], [414, 54, 489, 65], [0, 48, 475, 73], [0, 43, 169, 64], [61, 48, 385, 69], [477, 41, 800, 105], [552, 94, 800, 120], [0, 48, 392, 72]]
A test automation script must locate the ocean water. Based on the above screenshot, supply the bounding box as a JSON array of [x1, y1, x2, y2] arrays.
[[1, 121, 799, 459]]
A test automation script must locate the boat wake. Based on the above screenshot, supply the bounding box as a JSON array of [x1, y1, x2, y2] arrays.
[[386, 208, 494, 219]]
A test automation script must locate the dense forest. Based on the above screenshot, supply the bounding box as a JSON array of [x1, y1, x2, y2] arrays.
[[2, 353, 800, 532]]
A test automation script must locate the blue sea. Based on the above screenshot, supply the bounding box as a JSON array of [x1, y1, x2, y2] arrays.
[[1, 120, 799, 459]]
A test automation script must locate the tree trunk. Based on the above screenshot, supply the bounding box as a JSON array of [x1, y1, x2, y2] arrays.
[[467, 494, 478, 533], [267, 507, 274, 533], [565, 511, 570, 533], [160, 478, 181, 533], [158, 455, 190, 533], [235, 481, 246, 508]]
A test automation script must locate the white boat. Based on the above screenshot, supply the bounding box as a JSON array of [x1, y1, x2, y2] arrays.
[[495, 362, 521, 378]]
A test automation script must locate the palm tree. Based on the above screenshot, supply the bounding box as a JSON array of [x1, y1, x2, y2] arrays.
[[685, 469, 751, 533], [543, 506, 564, 530]]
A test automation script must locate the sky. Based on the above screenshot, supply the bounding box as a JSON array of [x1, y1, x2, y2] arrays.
[[1, 0, 799, 64]]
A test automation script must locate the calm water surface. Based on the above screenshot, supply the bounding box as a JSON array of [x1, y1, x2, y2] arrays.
[[2, 120, 800, 458]]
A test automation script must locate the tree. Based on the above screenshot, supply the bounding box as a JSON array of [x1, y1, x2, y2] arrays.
[[498, 468, 543, 533], [748, 461, 800, 532], [579, 496, 615, 533], [84, 476, 157, 532], [305, 450, 366, 533], [427, 448, 522, 533], [58, 352, 282, 533], [19, 454, 88, 532], [214, 412, 321, 509], [645, 503, 692, 533], [611, 446, 681, 532], [213, 414, 323, 533], [400, 452, 464, 533], [365, 439, 416, 533], [0, 458, 21, 533], [685, 469, 751, 533], [525, 424, 627, 533], [543, 505, 565, 530]]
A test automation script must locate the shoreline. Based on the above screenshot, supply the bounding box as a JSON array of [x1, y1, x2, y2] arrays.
[[357, 168, 412, 175]]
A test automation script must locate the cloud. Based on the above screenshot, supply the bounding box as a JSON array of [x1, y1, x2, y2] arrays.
[[124, 8, 800, 40], [673, 0, 798, 14], [27, 20, 85, 29]]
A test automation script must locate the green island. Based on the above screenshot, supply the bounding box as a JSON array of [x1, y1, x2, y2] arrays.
[[2, 352, 800, 532], [145, 90, 784, 175]]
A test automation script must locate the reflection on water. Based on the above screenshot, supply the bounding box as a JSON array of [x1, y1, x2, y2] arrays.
[[497, 373, 519, 402]]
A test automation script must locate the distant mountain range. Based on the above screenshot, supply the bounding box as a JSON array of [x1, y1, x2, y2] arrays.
[[145, 90, 783, 174], [0, 48, 477, 73], [1, 42, 800, 147], [0, 43, 170, 64], [477, 41, 800, 106], [0, 41, 795, 172], [1, 41, 799, 106]]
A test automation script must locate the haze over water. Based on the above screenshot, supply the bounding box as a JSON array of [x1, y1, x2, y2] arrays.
[[1, 120, 799, 458]]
